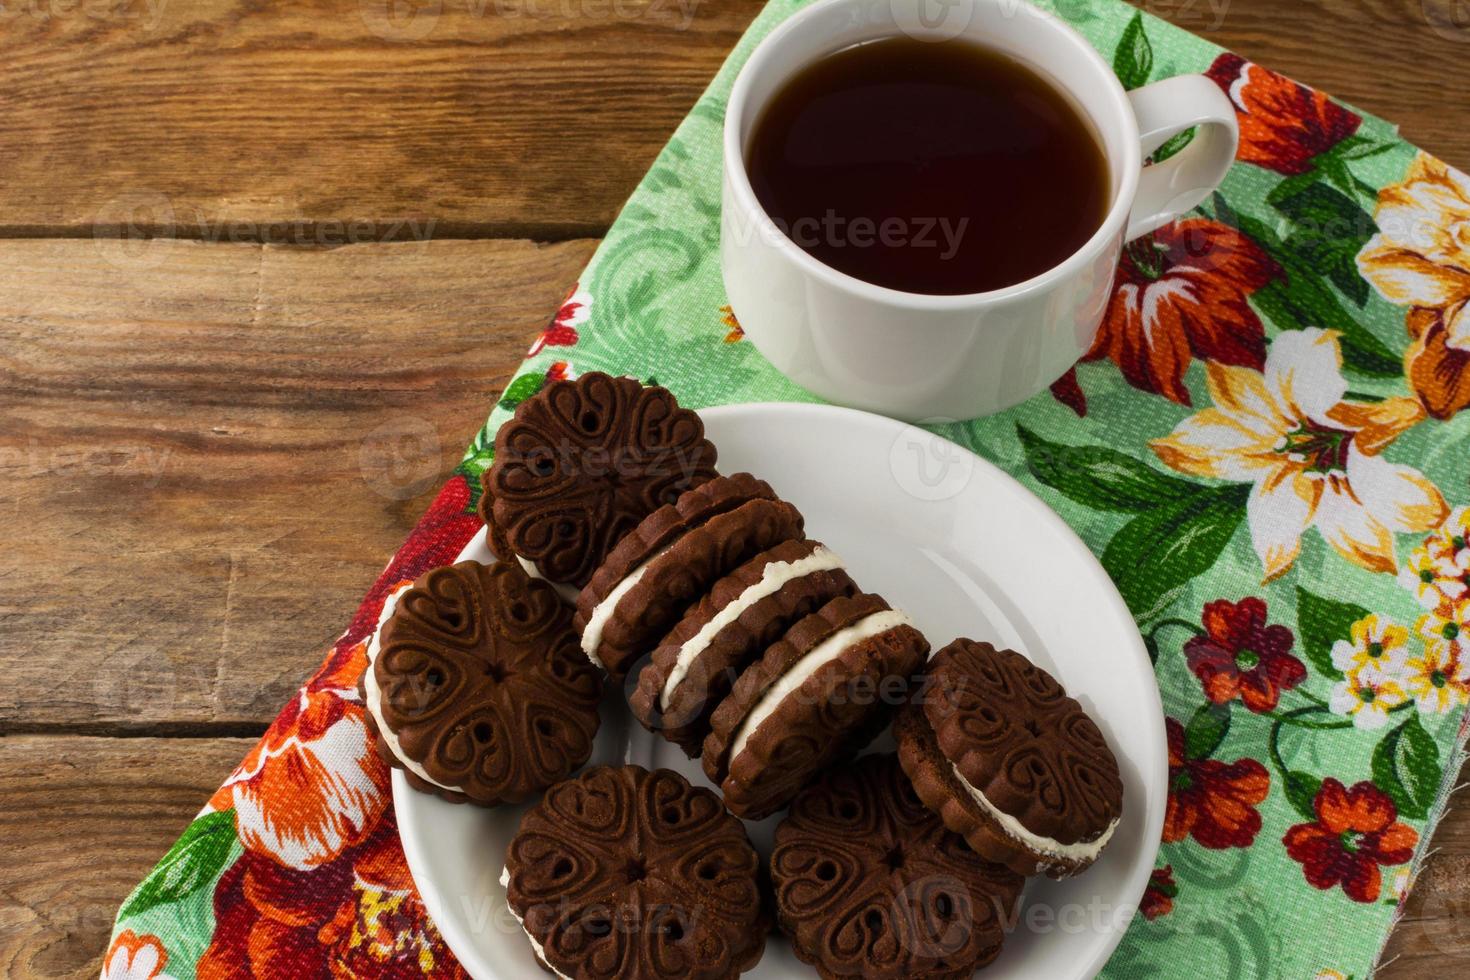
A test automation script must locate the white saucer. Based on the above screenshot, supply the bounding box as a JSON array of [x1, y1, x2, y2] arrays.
[[396, 403, 1166, 980]]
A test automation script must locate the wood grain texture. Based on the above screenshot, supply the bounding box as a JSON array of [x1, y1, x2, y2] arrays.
[[0, 0, 764, 240], [1382, 807, 1470, 976], [0, 0, 1466, 243], [0, 237, 595, 733], [0, 736, 256, 980], [3, 0, 1469, 976]]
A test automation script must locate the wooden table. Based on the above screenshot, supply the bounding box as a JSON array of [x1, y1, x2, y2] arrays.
[[2, 1, 1467, 975]]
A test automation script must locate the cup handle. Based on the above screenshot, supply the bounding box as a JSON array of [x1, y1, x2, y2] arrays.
[[1125, 74, 1240, 241]]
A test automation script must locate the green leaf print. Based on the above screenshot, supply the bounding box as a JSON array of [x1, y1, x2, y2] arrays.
[[119, 809, 237, 921], [1272, 182, 1378, 307], [1212, 192, 1400, 377], [456, 420, 498, 495], [1151, 127, 1195, 164], [1016, 426, 1195, 513], [1372, 714, 1441, 821], [1113, 13, 1153, 90], [1184, 702, 1231, 759], [454, 447, 495, 506], [1101, 484, 1250, 619], [498, 372, 546, 411], [1282, 769, 1324, 821], [1296, 587, 1369, 681]]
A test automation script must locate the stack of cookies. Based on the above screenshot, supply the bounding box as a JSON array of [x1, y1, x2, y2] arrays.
[[482, 373, 929, 821], [361, 374, 1125, 979]]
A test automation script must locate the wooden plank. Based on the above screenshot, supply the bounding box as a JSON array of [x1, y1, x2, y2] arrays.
[[1382, 788, 1470, 976], [0, 735, 256, 979], [0, 237, 596, 732], [0, 736, 1464, 978], [0, 0, 1465, 242], [0, 0, 765, 240]]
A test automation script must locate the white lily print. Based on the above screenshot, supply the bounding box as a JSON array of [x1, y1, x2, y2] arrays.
[[1152, 329, 1446, 581]]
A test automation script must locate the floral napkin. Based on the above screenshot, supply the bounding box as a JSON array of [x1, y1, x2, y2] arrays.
[[103, 1, 1470, 978]]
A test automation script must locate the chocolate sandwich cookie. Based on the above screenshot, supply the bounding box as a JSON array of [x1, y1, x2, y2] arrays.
[[576, 473, 805, 681], [483, 372, 719, 594], [502, 765, 768, 980], [771, 754, 1023, 980], [895, 639, 1123, 878], [362, 561, 601, 806], [629, 539, 859, 756], [703, 593, 929, 820]]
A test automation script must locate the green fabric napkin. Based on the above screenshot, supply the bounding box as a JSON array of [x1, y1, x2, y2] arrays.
[[460, 2, 1470, 976]]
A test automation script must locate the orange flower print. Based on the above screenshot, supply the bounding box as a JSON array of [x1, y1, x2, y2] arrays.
[[721, 304, 745, 343], [210, 637, 389, 870], [1079, 218, 1279, 407], [1284, 778, 1418, 902], [528, 285, 589, 357], [1205, 54, 1361, 175], [200, 815, 467, 979], [1163, 717, 1271, 849], [1358, 154, 1470, 420], [103, 931, 176, 980]]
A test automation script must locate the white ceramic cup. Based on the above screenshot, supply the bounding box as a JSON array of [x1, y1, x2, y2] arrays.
[[721, 0, 1240, 421]]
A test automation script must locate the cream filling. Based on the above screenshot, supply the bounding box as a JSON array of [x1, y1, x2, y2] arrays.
[[949, 760, 1120, 864], [500, 866, 572, 980], [660, 546, 845, 711], [364, 586, 462, 793], [578, 545, 672, 670], [728, 609, 911, 764], [514, 555, 580, 605]]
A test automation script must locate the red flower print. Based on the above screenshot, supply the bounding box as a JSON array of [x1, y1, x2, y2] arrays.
[[545, 360, 571, 383], [208, 636, 389, 871], [528, 285, 588, 356], [1140, 865, 1178, 921], [1163, 717, 1271, 849], [1284, 778, 1418, 902], [1079, 218, 1279, 406], [1205, 53, 1362, 175], [343, 475, 482, 648], [200, 814, 468, 979], [1185, 598, 1306, 713]]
